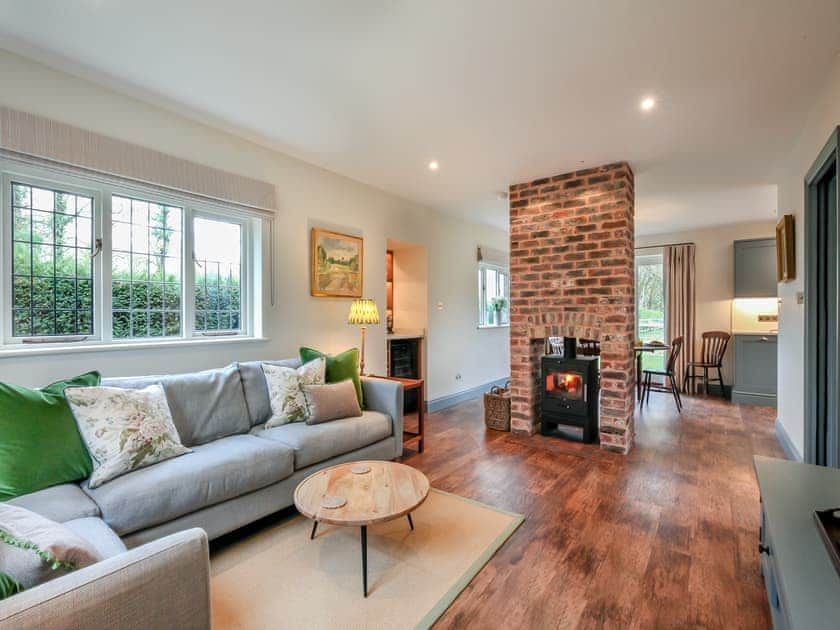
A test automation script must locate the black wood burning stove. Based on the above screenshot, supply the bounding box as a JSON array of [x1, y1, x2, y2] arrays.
[[540, 352, 599, 443]]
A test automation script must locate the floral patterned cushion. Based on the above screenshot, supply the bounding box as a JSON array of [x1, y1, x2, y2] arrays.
[[262, 358, 325, 427], [64, 384, 191, 488]]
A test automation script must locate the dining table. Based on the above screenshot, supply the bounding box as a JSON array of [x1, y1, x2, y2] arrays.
[[634, 343, 671, 398]]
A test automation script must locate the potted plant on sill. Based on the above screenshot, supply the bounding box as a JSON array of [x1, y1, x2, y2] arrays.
[[489, 297, 508, 326]]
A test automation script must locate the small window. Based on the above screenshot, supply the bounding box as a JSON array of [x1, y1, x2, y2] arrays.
[[478, 262, 509, 327], [10, 181, 95, 338], [111, 195, 183, 339], [193, 216, 243, 334], [635, 250, 666, 371]]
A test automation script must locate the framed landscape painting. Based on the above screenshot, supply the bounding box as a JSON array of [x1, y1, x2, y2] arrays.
[[310, 228, 363, 297]]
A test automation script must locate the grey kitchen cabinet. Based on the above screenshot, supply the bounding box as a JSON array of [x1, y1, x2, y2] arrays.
[[732, 333, 777, 406], [734, 238, 778, 297], [754, 456, 840, 630]]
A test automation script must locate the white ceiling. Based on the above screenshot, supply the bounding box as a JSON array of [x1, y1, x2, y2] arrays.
[[1, 0, 839, 234]]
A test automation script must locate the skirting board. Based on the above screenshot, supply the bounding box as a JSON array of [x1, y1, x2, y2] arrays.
[[775, 417, 803, 462], [427, 377, 508, 413]]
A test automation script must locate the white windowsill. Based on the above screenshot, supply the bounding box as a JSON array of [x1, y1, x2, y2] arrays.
[[0, 336, 270, 358], [477, 324, 510, 330]]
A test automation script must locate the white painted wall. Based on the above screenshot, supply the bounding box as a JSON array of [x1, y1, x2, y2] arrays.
[[388, 241, 428, 335], [774, 52, 840, 460], [0, 49, 510, 400], [636, 219, 777, 384]]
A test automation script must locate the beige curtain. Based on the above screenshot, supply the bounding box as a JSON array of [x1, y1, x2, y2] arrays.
[[665, 244, 696, 387]]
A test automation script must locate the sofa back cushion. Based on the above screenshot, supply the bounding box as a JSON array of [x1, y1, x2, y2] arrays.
[[101, 364, 250, 447], [237, 359, 301, 426]]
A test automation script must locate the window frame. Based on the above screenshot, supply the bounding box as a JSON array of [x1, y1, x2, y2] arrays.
[[109, 191, 187, 341], [0, 159, 261, 351], [478, 261, 510, 329], [634, 247, 667, 374], [190, 209, 253, 339], [1, 170, 105, 345]]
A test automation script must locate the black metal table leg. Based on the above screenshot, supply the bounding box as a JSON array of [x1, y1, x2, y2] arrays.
[[407, 513, 414, 531], [361, 525, 368, 597], [310, 520, 318, 540]]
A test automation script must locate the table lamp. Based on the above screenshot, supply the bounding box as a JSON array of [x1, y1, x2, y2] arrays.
[[347, 298, 380, 375]]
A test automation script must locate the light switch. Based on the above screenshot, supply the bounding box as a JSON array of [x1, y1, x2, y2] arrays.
[[436, 301, 444, 311], [796, 292, 804, 305]]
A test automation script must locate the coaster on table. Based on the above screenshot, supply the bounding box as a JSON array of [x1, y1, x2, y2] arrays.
[[350, 463, 371, 475], [321, 495, 346, 509]]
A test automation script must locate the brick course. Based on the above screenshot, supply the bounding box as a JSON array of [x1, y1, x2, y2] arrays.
[[509, 162, 635, 453]]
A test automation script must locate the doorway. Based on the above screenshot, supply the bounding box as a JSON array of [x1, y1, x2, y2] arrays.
[[805, 127, 840, 466]]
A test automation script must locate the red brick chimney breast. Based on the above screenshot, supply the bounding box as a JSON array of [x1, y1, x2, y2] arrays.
[[508, 162, 635, 453]]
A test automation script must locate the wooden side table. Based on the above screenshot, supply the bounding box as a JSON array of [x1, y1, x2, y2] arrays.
[[368, 375, 425, 454]]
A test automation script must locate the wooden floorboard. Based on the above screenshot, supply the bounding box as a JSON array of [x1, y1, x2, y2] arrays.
[[401, 392, 783, 629]]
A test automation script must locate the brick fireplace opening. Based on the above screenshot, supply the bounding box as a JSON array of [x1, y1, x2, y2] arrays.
[[509, 162, 635, 453]]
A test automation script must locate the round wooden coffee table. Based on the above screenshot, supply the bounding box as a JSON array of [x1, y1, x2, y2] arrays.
[[293, 460, 430, 597]]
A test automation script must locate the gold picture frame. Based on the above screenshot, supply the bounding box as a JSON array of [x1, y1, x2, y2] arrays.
[[310, 228, 363, 298], [775, 214, 795, 282]]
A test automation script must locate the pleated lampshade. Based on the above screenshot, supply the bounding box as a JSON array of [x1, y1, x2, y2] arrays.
[[347, 299, 380, 325]]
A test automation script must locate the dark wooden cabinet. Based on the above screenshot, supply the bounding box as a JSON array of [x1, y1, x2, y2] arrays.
[[734, 238, 778, 298], [387, 336, 422, 413]]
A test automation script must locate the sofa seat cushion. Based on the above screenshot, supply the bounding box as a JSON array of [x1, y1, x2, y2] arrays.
[[101, 364, 250, 447], [250, 411, 392, 469], [83, 435, 295, 535], [64, 517, 127, 559], [6, 483, 100, 523]]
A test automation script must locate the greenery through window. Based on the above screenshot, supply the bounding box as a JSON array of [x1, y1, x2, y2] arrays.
[[636, 251, 666, 371], [3, 165, 257, 348], [194, 217, 242, 333], [478, 263, 509, 327], [111, 195, 183, 339], [10, 182, 94, 337]]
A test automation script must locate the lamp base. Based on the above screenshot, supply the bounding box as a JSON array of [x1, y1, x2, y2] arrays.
[[359, 325, 367, 376]]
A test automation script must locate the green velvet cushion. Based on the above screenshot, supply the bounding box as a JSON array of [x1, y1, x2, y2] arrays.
[[0, 372, 100, 501], [299, 347, 362, 407]]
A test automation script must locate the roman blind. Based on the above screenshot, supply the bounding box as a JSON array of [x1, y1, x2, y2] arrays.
[[477, 245, 509, 266], [0, 106, 277, 215]]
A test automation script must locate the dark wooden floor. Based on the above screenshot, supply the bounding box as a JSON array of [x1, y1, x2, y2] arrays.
[[401, 392, 784, 629]]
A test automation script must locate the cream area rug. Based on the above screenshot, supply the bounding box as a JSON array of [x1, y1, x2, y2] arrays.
[[210, 489, 523, 629]]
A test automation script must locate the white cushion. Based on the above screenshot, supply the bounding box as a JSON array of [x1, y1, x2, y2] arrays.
[[261, 358, 325, 427], [64, 383, 190, 488]]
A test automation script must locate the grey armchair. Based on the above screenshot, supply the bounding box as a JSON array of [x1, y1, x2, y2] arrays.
[[0, 528, 210, 630]]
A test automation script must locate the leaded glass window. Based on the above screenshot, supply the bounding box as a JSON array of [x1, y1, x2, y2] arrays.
[[194, 217, 242, 333], [11, 182, 94, 337], [111, 195, 182, 338]]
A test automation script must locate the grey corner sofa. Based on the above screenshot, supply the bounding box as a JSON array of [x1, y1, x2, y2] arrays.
[[0, 359, 404, 630]]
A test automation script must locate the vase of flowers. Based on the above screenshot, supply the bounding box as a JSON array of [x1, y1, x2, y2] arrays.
[[489, 297, 508, 325]]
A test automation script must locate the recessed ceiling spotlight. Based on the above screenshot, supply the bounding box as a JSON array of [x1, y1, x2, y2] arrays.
[[641, 97, 656, 111], [428, 160, 439, 172]]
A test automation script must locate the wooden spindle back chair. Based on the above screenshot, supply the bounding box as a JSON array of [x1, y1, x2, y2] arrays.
[[683, 331, 731, 396]]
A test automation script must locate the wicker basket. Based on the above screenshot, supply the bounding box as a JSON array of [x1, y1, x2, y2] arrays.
[[484, 382, 511, 431]]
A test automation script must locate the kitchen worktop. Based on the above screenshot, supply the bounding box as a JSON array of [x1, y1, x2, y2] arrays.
[[386, 330, 425, 340]]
